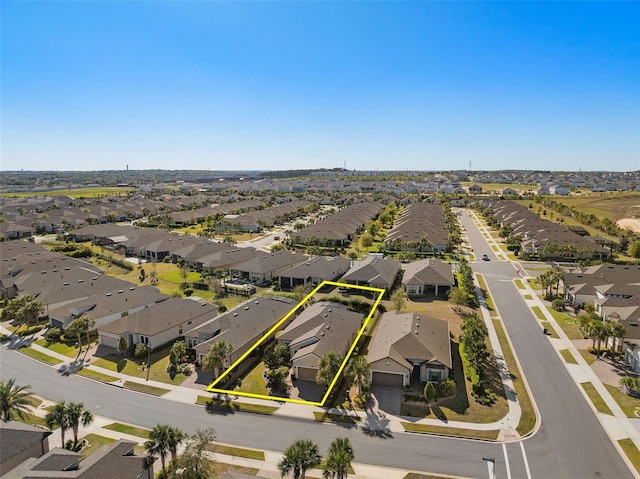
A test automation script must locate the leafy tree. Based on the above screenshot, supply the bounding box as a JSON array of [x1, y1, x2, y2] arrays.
[[323, 437, 354, 479], [264, 343, 291, 370], [266, 366, 290, 394], [278, 439, 322, 479], [45, 401, 71, 445], [629, 239, 640, 259], [360, 233, 373, 248], [447, 287, 468, 311], [344, 355, 370, 399], [424, 382, 437, 405], [292, 284, 313, 302], [171, 428, 216, 479], [170, 341, 187, 366], [390, 288, 408, 312], [135, 342, 149, 359], [118, 336, 128, 356], [0, 379, 33, 421], [1, 295, 44, 332], [144, 424, 173, 474], [66, 402, 94, 445], [202, 341, 233, 377], [315, 351, 342, 386]]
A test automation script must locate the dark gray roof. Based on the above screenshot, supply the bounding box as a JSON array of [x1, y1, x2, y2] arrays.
[[0, 421, 51, 465], [402, 258, 454, 287]]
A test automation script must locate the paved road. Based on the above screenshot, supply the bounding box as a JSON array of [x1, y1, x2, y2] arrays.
[[460, 209, 634, 479], [1, 210, 634, 478]]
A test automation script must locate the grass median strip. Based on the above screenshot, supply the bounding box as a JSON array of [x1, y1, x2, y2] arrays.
[[205, 443, 265, 460], [401, 422, 499, 440], [581, 382, 613, 415], [559, 349, 577, 364], [196, 396, 278, 415], [531, 306, 546, 320], [514, 279, 525, 290], [122, 381, 170, 396], [619, 438, 640, 474], [103, 422, 150, 439], [313, 411, 361, 425], [19, 347, 63, 365], [77, 368, 118, 383], [492, 319, 536, 436], [404, 474, 459, 479]]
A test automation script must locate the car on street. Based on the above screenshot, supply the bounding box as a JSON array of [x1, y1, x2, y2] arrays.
[[482, 254, 490, 261]]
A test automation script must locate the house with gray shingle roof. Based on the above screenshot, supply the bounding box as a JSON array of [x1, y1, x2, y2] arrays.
[[277, 302, 363, 381], [340, 255, 401, 293], [0, 422, 51, 476], [401, 258, 455, 297], [278, 256, 351, 289], [367, 311, 451, 387]]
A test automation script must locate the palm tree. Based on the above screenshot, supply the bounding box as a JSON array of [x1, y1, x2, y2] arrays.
[[66, 402, 94, 445], [45, 401, 70, 445], [166, 425, 185, 463], [0, 379, 33, 421], [609, 321, 627, 353], [323, 437, 354, 479], [144, 424, 172, 474], [315, 351, 342, 387], [278, 439, 322, 479], [344, 355, 370, 398], [202, 341, 233, 378]]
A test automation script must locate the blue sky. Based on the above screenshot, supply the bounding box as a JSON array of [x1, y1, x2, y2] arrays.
[[2, 1, 639, 172]]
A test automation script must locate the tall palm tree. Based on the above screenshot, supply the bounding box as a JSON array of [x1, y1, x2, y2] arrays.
[[345, 355, 370, 398], [315, 351, 342, 386], [45, 401, 70, 445], [202, 341, 233, 378], [66, 402, 94, 445], [166, 425, 185, 463], [609, 321, 627, 353], [323, 437, 354, 479], [144, 424, 172, 474], [278, 439, 321, 479], [0, 379, 33, 421]]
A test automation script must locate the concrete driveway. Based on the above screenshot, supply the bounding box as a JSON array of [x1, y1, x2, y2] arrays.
[[371, 385, 404, 416]]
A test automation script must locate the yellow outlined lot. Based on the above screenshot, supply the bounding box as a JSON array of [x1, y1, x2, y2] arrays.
[[205, 280, 385, 406]]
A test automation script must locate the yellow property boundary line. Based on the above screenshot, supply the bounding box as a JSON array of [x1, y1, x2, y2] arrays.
[[205, 280, 385, 406]]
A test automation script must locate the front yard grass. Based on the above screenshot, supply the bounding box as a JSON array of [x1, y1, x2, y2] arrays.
[[579, 349, 597, 366], [313, 411, 360, 425], [122, 381, 170, 396], [19, 347, 63, 365], [401, 422, 499, 440], [210, 462, 260, 477], [91, 342, 188, 386], [604, 384, 640, 418], [581, 382, 613, 415], [15, 412, 48, 428], [35, 339, 81, 358], [235, 362, 269, 396], [103, 422, 150, 439], [205, 443, 265, 461], [619, 438, 640, 474], [559, 349, 577, 364], [80, 434, 116, 459]]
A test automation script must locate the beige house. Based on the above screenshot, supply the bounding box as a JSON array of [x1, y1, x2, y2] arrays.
[[367, 312, 451, 387]]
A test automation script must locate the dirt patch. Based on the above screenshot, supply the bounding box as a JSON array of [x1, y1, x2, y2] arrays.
[[617, 217, 640, 234]]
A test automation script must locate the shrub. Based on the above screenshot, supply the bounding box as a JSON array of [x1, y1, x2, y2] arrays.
[[134, 343, 148, 359], [45, 327, 62, 344], [183, 288, 194, 297], [551, 298, 565, 312], [438, 378, 456, 398]]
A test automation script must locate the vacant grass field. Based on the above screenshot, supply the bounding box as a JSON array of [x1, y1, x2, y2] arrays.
[[0, 187, 133, 198]]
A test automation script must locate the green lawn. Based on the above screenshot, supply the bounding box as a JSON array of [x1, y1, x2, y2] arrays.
[[14, 412, 49, 428], [122, 381, 170, 396], [210, 463, 260, 478], [547, 309, 583, 340], [476, 274, 497, 316], [205, 443, 265, 461], [619, 438, 640, 474], [80, 434, 117, 459], [76, 368, 118, 382], [236, 362, 269, 396], [91, 342, 188, 385], [19, 347, 63, 365], [103, 422, 150, 439], [196, 396, 278, 415], [523, 294, 533, 300], [531, 306, 546, 320], [401, 422, 499, 440], [514, 279, 525, 290], [604, 384, 640, 418], [581, 382, 613, 415], [540, 321, 559, 338], [559, 349, 578, 364], [35, 339, 81, 358], [313, 411, 361, 425], [579, 349, 597, 365]]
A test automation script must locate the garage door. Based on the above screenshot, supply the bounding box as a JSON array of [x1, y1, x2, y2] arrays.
[[372, 371, 404, 387], [296, 366, 317, 381], [100, 334, 119, 349]]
